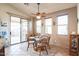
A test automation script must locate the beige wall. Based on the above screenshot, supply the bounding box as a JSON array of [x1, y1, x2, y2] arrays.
[[77, 4, 79, 34], [34, 7, 77, 49], [50, 7, 77, 49]]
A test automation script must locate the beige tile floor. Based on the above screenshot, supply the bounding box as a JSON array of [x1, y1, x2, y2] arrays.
[[5, 42, 69, 56]]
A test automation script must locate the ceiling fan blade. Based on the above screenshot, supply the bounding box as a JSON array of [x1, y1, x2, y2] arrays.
[[41, 12, 46, 17]]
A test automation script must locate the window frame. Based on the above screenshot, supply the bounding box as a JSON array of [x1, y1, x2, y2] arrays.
[[57, 14, 68, 35], [44, 18, 52, 34], [36, 20, 42, 33]]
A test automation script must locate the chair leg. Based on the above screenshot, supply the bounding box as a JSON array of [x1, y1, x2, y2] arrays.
[[27, 43, 29, 51], [39, 51, 41, 56], [38, 48, 41, 56], [45, 46, 48, 55]]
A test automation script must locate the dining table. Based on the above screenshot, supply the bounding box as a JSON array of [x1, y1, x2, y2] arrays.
[[28, 36, 42, 46], [29, 36, 40, 41]]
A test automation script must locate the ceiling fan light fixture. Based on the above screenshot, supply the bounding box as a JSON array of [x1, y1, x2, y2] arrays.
[[36, 15, 41, 19], [36, 3, 41, 19]]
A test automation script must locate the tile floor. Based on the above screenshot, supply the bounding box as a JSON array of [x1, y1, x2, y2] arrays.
[[5, 42, 69, 56]]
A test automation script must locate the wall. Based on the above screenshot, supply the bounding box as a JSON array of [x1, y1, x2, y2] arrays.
[[50, 7, 77, 49], [0, 4, 28, 47], [34, 7, 77, 49], [77, 4, 79, 34]]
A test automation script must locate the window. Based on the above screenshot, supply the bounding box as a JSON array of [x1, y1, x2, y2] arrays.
[[45, 18, 52, 34], [28, 20, 32, 32], [57, 15, 68, 35], [36, 20, 41, 33]]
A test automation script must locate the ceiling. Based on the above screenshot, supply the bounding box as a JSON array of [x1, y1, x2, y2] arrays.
[[9, 3, 77, 16]]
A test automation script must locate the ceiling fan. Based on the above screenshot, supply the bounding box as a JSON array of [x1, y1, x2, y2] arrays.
[[32, 3, 46, 19]]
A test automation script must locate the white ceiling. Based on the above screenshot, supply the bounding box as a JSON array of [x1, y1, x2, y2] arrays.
[[9, 3, 77, 16]]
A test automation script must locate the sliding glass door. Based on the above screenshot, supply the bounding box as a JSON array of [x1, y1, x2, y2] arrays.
[[11, 16, 21, 44], [21, 19, 28, 42], [10, 16, 28, 45]]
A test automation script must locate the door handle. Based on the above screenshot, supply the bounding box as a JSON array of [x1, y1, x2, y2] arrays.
[[10, 32, 11, 35]]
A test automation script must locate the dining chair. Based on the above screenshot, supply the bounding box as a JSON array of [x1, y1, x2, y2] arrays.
[[26, 34, 36, 51], [33, 38, 48, 56], [39, 34, 50, 49]]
